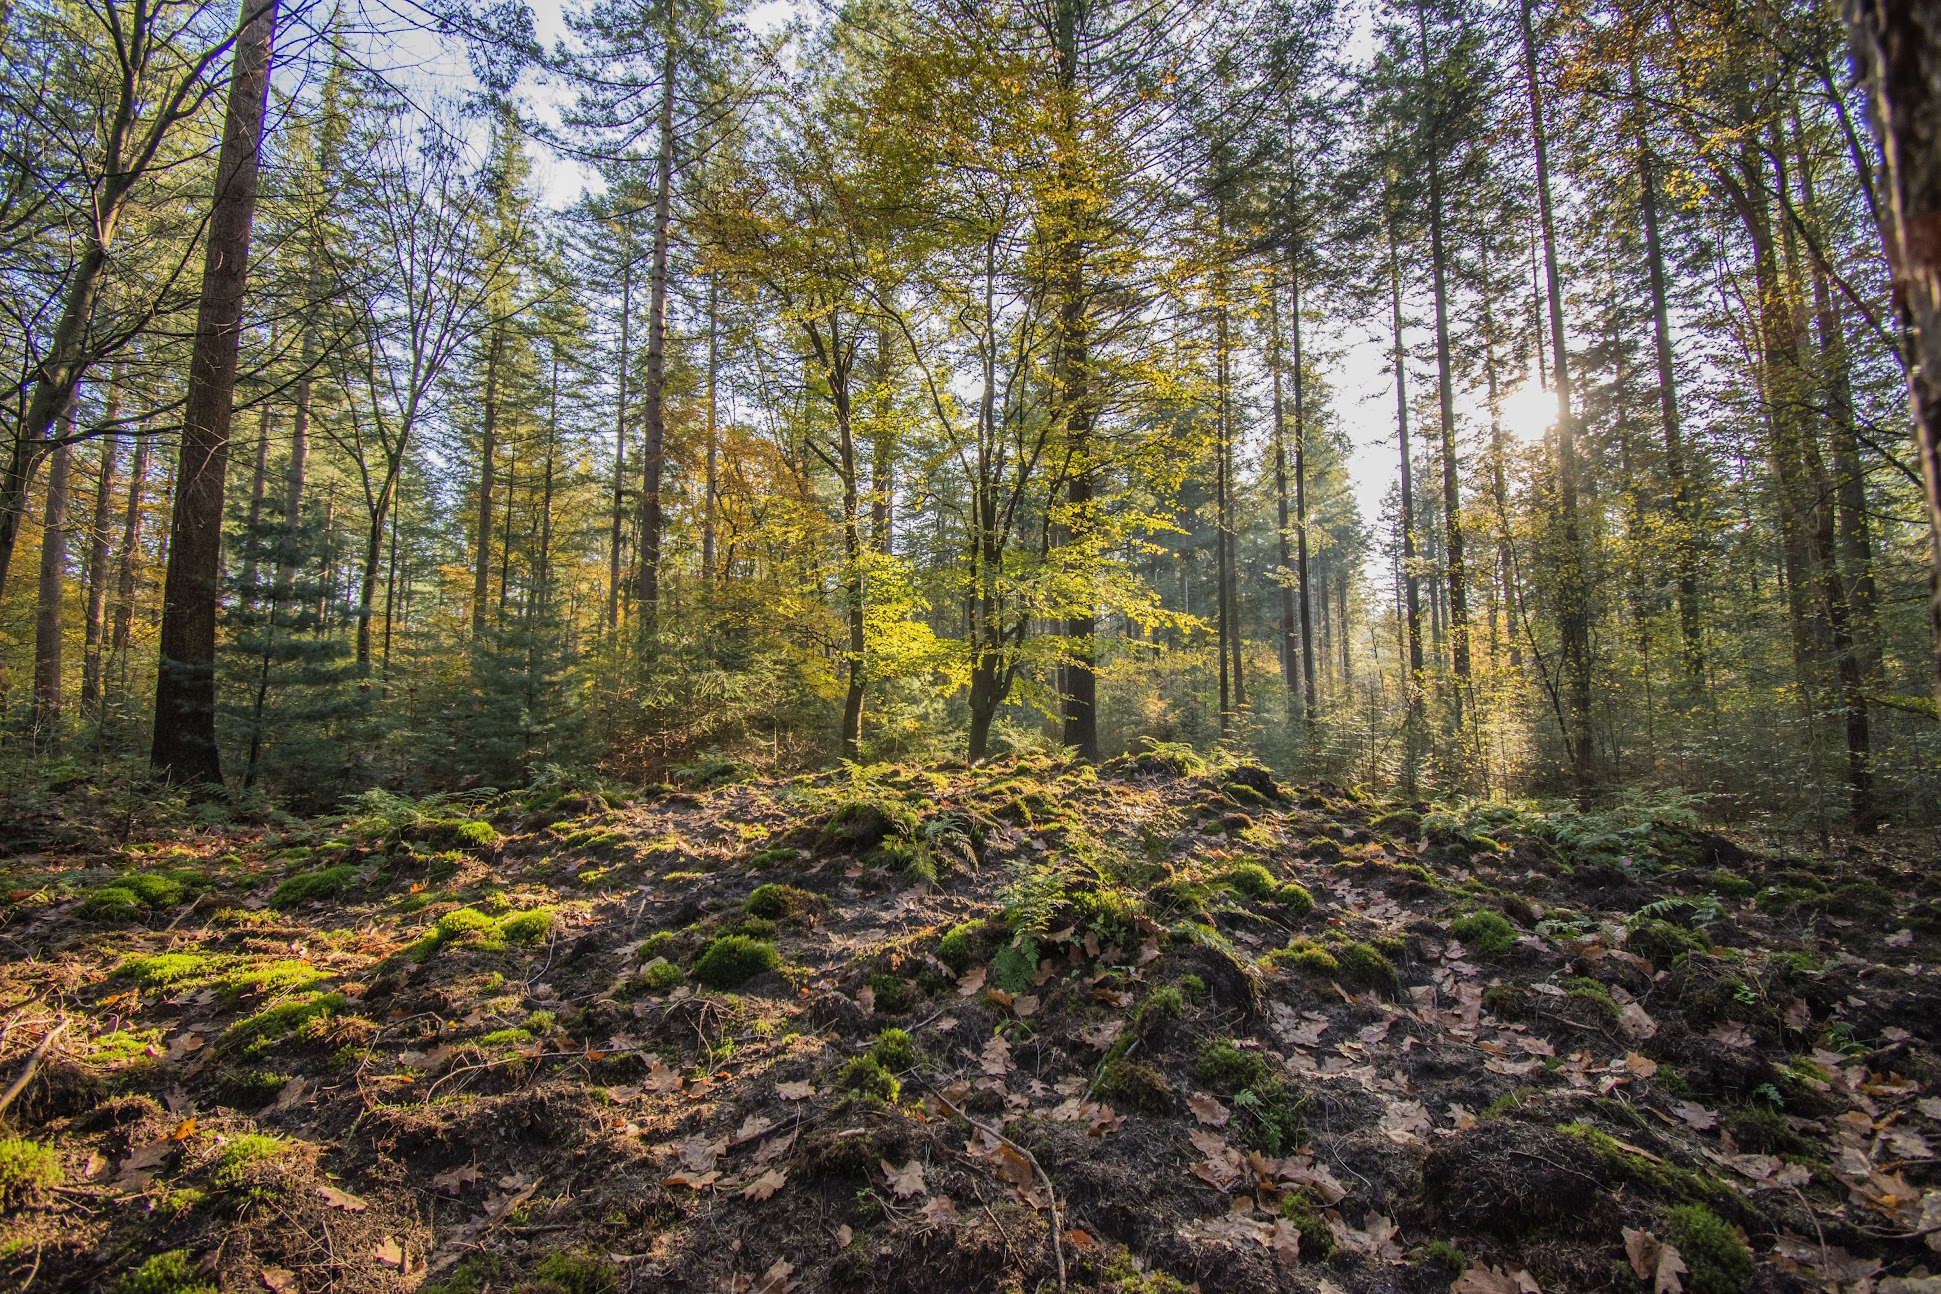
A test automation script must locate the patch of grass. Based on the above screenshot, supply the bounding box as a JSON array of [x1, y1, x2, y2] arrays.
[[1219, 863, 1278, 899], [1266, 939, 1339, 976], [209, 1134, 292, 1204], [498, 908, 556, 946], [1451, 910, 1517, 960], [480, 1027, 535, 1047], [222, 959, 330, 1000], [1198, 1039, 1269, 1093], [1336, 940, 1401, 991], [1371, 808, 1423, 836], [746, 883, 823, 921], [691, 934, 779, 988], [936, 920, 982, 973], [868, 1027, 915, 1070], [1280, 1191, 1336, 1259], [1146, 877, 1212, 921], [113, 952, 213, 987], [1563, 976, 1621, 1028], [1628, 917, 1707, 967], [269, 864, 359, 909], [867, 972, 911, 1013], [528, 1252, 622, 1294], [0, 1137, 61, 1205], [219, 993, 345, 1057], [1669, 1204, 1751, 1294], [638, 960, 685, 992], [1097, 1059, 1173, 1113], [1707, 870, 1756, 898], [115, 1251, 216, 1294], [1483, 984, 1530, 1019], [837, 1055, 900, 1102], [1411, 1240, 1466, 1276]]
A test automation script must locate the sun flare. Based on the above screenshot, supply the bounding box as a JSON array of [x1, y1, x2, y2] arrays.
[[1496, 381, 1557, 443]]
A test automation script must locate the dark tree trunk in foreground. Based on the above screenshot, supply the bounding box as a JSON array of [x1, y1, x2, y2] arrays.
[[635, 5, 676, 636], [152, 0, 278, 788], [1847, 0, 1941, 714]]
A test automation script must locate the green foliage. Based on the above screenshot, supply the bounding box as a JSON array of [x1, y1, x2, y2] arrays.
[[1198, 1039, 1269, 1093], [868, 1027, 915, 1070], [837, 1055, 900, 1102], [528, 1252, 622, 1294], [0, 1137, 61, 1205], [1280, 1192, 1336, 1260], [1334, 940, 1400, 991], [1371, 808, 1422, 836], [1669, 1205, 1751, 1294], [746, 883, 822, 921], [497, 908, 556, 946], [991, 935, 1039, 995], [1097, 1059, 1173, 1113], [867, 972, 911, 1013], [269, 864, 359, 909], [1411, 1240, 1466, 1276], [1451, 909, 1517, 960], [936, 920, 982, 972], [1563, 976, 1621, 1028], [1219, 862, 1277, 898], [1628, 918, 1707, 967], [220, 993, 345, 1056], [691, 935, 780, 988], [115, 1251, 216, 1294], [639, 960, 685, 991], [209, 1134, 292, 1203], [114, 953, 214, 987]]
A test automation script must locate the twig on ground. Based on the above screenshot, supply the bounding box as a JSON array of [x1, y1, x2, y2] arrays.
[[923, 1080, 1066, 1294], [0, 1020, 66, 1118]]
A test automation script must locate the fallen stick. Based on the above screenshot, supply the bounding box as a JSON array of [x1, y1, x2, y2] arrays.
[[924, 1080, 1066, 1294], [0, 1021, 67, 1119]]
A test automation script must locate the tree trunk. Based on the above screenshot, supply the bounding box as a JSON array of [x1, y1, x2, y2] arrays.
[[82, 379, 122, 716], [635, 6, 677, 634], [703, 272, 720, 578], [1269, 285, 1298, 703], [1215, 292, 1234, 736], [112, 434, 150, 666], [152, 0, 279, 788], [1420, 9, 1471, 704], [33, 425, 72, 746], [1846, 0, 1941, 714], [472, 327, 501, 636], [609, 258, 632, 628], [1633, 79, 1705, 684], [1519, 0, 1595, 790], [1290, 271, 1318, 725], [870, 312, 895, 556], [1054, 0, 1096, 760]]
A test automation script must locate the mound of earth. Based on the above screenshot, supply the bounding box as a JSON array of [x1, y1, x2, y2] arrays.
[[2, 758, 1939, 1294]]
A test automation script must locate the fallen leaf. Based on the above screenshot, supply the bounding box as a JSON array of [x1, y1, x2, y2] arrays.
[[661, 1170, 721, 1190], [1673, 1101, 1719, 1131], [742, 1168, 788, 1200], [374, 1238, 406, 1269], [1188, 1092, 1232, 1127], [317, 1184, 368, 1212], [754, 1131, 798, 1165], [260, 1267, 298, 1294], [1453, 1265, 1541, 1294], [1077, 1020, 1124, 1051], [431, 1165, 479, 1193], [678, 1135, 727, 1173], [1619, 1003, 1658, 1040], [856, 985, 876, 1015], [643, 1057, 683, 1094], [904, 1196, 955, 1235], [956, 967, 988, 996], [835, 1224, 854, 1247], [1624, 1052, 1659, 1078], [776, 1080, 815, 1101], [168, 1117, 197, 1141], [980, 1035, 1014, 1077], [734, 1115, 776, 1144], [1013, 994, 1040, 1018], [882, 1158, 927, 1198], [749, 1257, 799, 1294], [1624, 1227, 1687, 1294]]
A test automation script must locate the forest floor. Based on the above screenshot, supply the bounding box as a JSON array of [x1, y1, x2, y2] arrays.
[[2, 755, 1940, 1294]]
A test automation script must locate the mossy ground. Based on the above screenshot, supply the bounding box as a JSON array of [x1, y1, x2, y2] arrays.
[[1, 760, 1936, 1293]]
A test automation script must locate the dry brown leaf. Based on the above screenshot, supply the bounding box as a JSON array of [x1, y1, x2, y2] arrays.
[[979, 1035, 1014, 1077], [643, 1057, 684, 1094], [742, 1168, 788, 1201], [775, 1080, 815, 1101], [661, 1170, 721, 1190], [882, 1158, 927, 1198], [919, 1196, 961, 1227], [1624, 1052, 1659, 1077], [749, 1257, 799, 1294], [1271, 1218, 1302, 1265], [1188, 1092, 1232, 1127], [316, 1184, 368, 1212], [734, 1115, 776, 1144], [260, 1267, 298, 1294], [373, 1238, 406, 1269], [431, 1165, 479, 1193], [1452, 1265, 1538, 1294], [1673, 1101, 1719, 1131], [1623, 1227, 1687, 1294], [1619, 1003, 1658, 1040], [678, 1134, 727, 1172], [956, 967, 988, 996], [1077, 1020, 1124, 1051], [753, 1131, 798, 1165], [1013, 994, 1040, 1018], [168, 1117, 197, 1141]]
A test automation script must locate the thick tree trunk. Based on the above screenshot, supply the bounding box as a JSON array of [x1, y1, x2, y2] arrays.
[[1847, 0, 1941, 714], [151, 0, 278, 787], [472, 328, 501, 636], [1290, 273, 1318, 725], [1519, 0, 1595, 790], [870, 313, 895, 556], [33, 428, 72, 746], [635, 9, 677, 635], [1053, 0, 1096, 760], [1269, 289, 1298, 702]]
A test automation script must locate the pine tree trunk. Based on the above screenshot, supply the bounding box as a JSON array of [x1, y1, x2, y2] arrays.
[[33, 425, 72, 747], [702, 272, 719, 579], [1215, 294, 1234, 736], [1633, 85, 1705, 684], [151, 0, 279, 787], [635, 8, 677, 635], [1420, 8, 1471, 702], [241, 404, 271, 603], [1269, 287, 1298, 702], [1290, 271, 1318, 725], [1846, 0, 1941, 715], [609, 258, 632, 629], [82, 377, 121, 715], [473, 328, 501, 636], [1054, 0, 1096, 759], [1519, 0, 1595, 790], [112, 434, 150, 667]]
